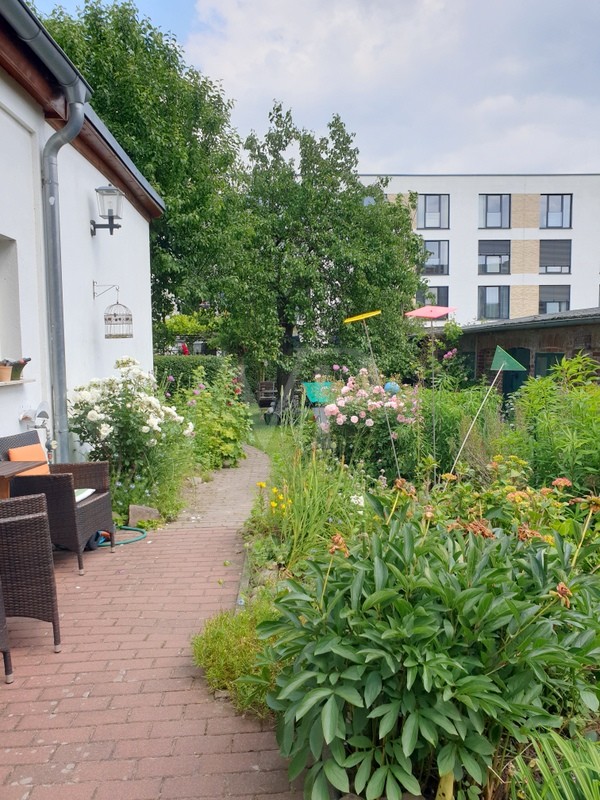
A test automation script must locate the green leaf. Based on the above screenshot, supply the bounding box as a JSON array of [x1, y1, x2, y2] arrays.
[[385, 772, 402, 800], [580, 689, 600, 712], [464, 733, 495, 757], [321, 695, 340, 745], [309, 716, 324, 760], [390, 764, 422, 796], [366, 765, 387, 800], [314, 635, 340, 656], [335, 684, 364, 707], [437, 742, 458, 776], [295, 687, 332, 720], [323, 758, 349, 793], [277, 670, 317, 700], [364, 671, 383, 707], [354, 751, 373, 795], [311, 767, 331, 800], [373, 556, 388, 591], [418, 715, 439, 746], [288, 746, 309, 781], [362, 589, 398, 611], [459, 747, 485, 784], [402, 712, 419, 757], [379, 701, 401, 739]]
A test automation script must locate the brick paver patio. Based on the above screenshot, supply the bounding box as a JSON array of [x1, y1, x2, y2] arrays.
[[0, 446, 302, 800]]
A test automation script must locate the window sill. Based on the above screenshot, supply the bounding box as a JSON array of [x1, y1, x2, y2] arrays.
[[0, 379, 35, 387]]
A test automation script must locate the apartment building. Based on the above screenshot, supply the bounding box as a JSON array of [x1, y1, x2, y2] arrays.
[[362, 174, 600, 325]]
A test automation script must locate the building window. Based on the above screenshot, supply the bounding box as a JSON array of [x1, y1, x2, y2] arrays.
[[479, 194, 510, 228], [535, 352, 563, 377], [423, 240, 449, 275], [416, 285, 449, 307], [478, 286, 509, 319], [540, 194, 572, 228], [417, 194, 449, 229], [539, 285, 570, 314], [539, 240, 571, 273], [478, 240, 510, 274]]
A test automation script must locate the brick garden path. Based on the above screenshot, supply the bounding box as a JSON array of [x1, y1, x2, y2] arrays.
[[0, 445, 303, 800]]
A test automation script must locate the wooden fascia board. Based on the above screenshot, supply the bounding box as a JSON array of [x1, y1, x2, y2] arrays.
[[46, 115, 164, 221], [0, 17, 66, 118]]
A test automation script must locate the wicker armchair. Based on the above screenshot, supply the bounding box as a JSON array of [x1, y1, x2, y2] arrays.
[[0, 432, 115, 575], [0, 494, 61, 681], [0, 577, 12, 683]]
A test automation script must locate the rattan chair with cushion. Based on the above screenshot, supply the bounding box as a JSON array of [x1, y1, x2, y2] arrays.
[[0, 577, 13, 683], [0, 494, 61, 675], [0, 432, 115, 575]]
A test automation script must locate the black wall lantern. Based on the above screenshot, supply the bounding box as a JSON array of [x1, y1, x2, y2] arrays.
[[90, 184, 124, 236]]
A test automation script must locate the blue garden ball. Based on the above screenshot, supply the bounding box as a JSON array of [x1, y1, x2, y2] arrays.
[[384, 381, 400, 394]]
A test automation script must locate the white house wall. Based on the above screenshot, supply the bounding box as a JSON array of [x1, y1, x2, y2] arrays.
[[362, 174, 600, 325], [0, 70, 155, 438]]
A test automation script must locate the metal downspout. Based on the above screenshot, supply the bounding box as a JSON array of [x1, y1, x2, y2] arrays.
[[42, 102, 86, 463]]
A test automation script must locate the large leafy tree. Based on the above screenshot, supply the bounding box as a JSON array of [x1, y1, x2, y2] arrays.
[[36, 0, 241, 319], [211, 104, 425, 379]]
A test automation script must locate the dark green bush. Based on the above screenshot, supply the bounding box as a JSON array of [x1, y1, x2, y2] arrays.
[[258, 498, 600, 800], [153, 354, 226, 389]]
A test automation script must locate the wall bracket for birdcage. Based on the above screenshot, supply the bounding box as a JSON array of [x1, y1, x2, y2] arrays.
[[92, 282, 133, 339]]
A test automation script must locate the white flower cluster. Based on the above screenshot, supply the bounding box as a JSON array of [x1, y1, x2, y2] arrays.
[[68, 357, 193, 446]]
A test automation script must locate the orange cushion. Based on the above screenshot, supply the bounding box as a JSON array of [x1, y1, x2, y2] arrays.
[[7, 443, 50, 475]]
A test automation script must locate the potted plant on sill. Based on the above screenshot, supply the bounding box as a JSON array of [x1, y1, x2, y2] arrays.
[[0, 357, 31, 380]]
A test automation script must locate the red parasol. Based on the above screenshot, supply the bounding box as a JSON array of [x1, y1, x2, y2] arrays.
[[405, 304, 456, 319]]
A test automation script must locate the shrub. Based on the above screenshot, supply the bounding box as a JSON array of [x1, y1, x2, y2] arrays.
[[153, 354, 226, 389], [68, 357, 194, 520], [504, 354, 600, 491], [245, 443, 368, 574], [258, 495, 600, 800], [177, 358, 251, 471], [191, 591, 279, 717]]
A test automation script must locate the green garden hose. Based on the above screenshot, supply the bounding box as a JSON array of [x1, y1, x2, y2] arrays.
[[98, 525, 147, 546]]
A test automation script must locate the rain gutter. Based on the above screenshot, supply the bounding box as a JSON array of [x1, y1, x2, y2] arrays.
[[0, 0, 92, 462]]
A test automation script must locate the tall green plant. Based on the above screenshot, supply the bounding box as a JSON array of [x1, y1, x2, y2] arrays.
[[177, 359, 251, 471], [508, 354, 600, 490], [510, 733, 600, 799], [257, 496, 600, 800]]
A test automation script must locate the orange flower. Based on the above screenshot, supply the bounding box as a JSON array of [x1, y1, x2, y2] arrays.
[[466, 519, 495, 539], [517, 524, 541, 541], [551, 477, 572, 489], [551, 582, 573, 608], [329, 533, 349, 558]]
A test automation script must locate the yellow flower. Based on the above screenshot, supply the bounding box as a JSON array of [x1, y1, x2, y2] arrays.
[[280, 503, 286, 511], [272, 487, 279, 494], [278, 494, 284, 501], [256, 481, 267, 489], [270, 501, 278, 509]]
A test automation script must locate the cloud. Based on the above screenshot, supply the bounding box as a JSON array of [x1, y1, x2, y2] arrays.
[[184, 0, 600, 173]]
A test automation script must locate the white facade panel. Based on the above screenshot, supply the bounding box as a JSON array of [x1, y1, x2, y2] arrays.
[[362, 174, 600, 325], [0, 72, 156, 440]]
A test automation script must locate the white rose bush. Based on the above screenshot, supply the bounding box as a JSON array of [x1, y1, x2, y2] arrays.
[[68, 357, 194, 520]]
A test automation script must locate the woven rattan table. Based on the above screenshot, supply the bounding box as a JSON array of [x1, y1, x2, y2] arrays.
[[0, 462, 46, 499]]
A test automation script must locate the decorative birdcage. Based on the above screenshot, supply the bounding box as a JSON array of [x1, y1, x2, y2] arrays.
[[104, 301, 133, 338], [93, 282, 134, 339]]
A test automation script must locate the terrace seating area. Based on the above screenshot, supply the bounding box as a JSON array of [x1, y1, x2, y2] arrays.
[[0, 445, 301, 799]]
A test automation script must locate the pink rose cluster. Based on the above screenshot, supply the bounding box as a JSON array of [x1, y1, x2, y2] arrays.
[[320, 369, 419, 433], [443, 348, 458, 360]]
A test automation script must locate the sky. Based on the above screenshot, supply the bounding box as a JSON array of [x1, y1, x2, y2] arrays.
[[32, 0, 600, 175]]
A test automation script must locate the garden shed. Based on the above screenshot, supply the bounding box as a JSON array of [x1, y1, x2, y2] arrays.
[[459, 307, 600, 394]]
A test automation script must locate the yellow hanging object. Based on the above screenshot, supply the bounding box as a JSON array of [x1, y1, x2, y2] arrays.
[[435, 772, 454, 800], [343, 310, 382, 324]]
